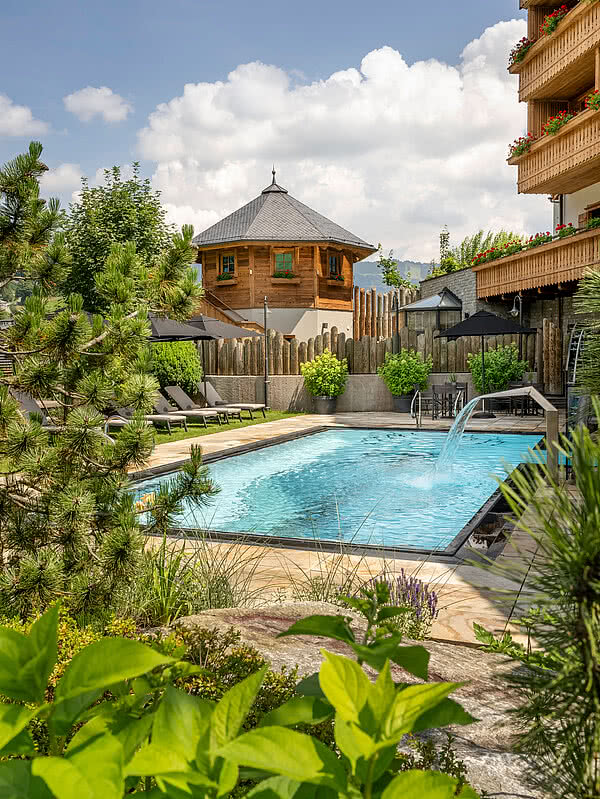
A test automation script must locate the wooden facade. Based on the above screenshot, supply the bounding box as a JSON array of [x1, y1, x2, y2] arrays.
[[509, 107, 600, 195], [474, 228, 600, 298], [511, 1, 600, 103], [198, 241, 365, 314], [508, 0, 600, 195]]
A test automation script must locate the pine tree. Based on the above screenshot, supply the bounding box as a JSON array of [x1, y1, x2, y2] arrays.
[[0, 143, 217, 618]]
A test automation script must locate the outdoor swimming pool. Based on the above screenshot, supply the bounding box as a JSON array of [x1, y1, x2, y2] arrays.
[[135, 429, 543, 552]]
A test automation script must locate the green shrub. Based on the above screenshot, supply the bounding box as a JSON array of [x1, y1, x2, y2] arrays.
[[151, 341, 203, 396], [300, 348, 348, 397], [467, 344, 529, 393], [0, 595, 481, 798], [377, 349, 432, 396]]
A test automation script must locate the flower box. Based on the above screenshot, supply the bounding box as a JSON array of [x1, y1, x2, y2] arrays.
[[215, 277, 238, 286], [271, 277, 301, 285], [326, 279, 346, 287]]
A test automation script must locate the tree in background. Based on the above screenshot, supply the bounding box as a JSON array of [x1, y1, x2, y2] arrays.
[[376, 245, 416, 289], [0, 143, 215, 619], [64, 163, 173, 312]]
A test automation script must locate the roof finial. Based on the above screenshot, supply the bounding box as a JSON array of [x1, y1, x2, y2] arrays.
[[271, 165, 276, 185]]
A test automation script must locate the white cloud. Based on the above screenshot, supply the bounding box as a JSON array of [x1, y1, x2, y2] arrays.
[[0, 94, 49, 136], [39, 163, 82, 195], [138, 20, 549, 261], [63, 86, 133, 123]]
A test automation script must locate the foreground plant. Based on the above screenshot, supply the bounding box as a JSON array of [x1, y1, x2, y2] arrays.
[[0, 142, 214, 618], [300, 348, 349, 399], [0, 594, 481, 797], [477, 413, 600, 799]]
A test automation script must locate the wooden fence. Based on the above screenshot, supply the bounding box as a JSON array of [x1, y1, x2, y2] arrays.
[[203, 326, 539, 376], [352, 287, 418, 339]]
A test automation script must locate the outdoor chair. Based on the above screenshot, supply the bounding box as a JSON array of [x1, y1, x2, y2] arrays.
[[163, 385, 241, 423], [107, 406, 188, 436], [153, 395, 232, 425], [198, 381, 267, 419]]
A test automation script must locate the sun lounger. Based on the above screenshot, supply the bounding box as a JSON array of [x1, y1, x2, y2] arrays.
[[197, 382, 266, 419], [10, 389, 62, 431], [152, 396, 233, 425], [165, 385, 246, 422], [113, 406, 188, 435]]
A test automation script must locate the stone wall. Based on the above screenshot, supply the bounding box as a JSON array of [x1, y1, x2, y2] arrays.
[[419, 270, 507, 318], [206, 372, 499, 412]]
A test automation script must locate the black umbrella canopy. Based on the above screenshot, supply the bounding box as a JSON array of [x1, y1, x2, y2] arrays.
[[147, 315, 209, 342], [436, 310, 529, 340], [186, 314, 261, 340]]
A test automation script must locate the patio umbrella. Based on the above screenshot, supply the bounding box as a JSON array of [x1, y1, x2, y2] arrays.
[[186, 314, 261, 398], [436, 310, 531, 419], [147, 314, 209, 343]]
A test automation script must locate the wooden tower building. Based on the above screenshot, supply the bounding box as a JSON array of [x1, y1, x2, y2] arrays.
[[193, 172, 376, 339]]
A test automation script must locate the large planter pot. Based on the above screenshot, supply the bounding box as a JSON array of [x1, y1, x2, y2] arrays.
[[313, 396, 337, 414], [392, 393, 414, 413]]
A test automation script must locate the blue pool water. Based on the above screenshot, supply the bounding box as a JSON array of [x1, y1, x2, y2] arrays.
[[136, 430, 543, 551]]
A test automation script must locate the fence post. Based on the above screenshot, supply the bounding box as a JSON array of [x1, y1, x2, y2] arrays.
[[353, 286, 360, 340]]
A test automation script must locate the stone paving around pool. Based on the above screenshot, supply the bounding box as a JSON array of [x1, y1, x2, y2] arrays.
[[141, 411, 561, 647]]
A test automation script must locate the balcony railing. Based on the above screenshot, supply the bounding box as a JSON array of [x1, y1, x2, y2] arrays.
[[510, 0, 600, 101], [508, 107, 600, 194], [473, 228, 600, 298]]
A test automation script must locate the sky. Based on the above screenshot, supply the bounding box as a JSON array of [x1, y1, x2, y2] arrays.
[[0, 0, 550, 262]]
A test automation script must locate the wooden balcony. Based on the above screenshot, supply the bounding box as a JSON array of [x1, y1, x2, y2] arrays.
[[473, 228, 600, 298], [508, 107, 600, 194], [510, 1, 600, 101]]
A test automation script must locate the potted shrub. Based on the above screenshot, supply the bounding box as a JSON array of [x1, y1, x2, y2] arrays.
[[377, 349, 432, 412], [467, 344, 529, 409], [300, 348, 348, 414]]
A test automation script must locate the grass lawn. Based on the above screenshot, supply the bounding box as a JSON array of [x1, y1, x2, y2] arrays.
[[150, 410, 305, 446]]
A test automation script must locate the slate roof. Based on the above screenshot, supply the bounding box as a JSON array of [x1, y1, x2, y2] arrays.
[[193, 177, 375, 251]]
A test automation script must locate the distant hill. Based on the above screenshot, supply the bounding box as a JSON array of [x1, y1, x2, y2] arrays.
[[353, 260, 430, 292]]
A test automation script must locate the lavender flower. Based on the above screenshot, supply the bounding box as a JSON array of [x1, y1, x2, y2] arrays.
[[362, 569, 439, 640]]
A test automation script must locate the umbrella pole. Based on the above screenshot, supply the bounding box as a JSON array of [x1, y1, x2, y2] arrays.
[[202, 340, 207, 404], [472, 333, 495, 419]]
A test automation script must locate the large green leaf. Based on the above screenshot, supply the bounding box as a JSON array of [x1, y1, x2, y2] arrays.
[[66, 731, 124, 799], [0, 760, 53, 799], [32, 758, 93, 799], [20, 605, 59, 703], [334, 718, 374, 770], [51, 638, 174, 734], [366, 661, 396, 728], [0, 628, 37, 703], [210, 666, 267, 749], [126, 743, 189, 776], [295, 672, 324, 698], [0, 705, 38, 755], [318, 650, 370, 723], [154, 686, 213, 763], [277, 616, 355, 645], [411, 697, 477, 733], [219, 727, 347, 791], [246, 776, 337, 799], [351, 638, 429, 679], [382, 769, 479, 798], [258, 696, 333, 728], [382, 683, 461, 741]]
